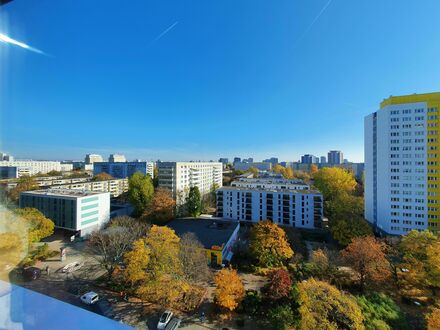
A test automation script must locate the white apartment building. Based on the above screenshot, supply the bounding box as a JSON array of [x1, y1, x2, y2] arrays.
[[52, 178, 129, 197], [108, 154, 126, 162], [365, 92, 440, 235], [158, 162, 223, 204], [217, 184, 324, 229], [0, 160, 61, 176], [85, 154, 103, 164], [20, 189, 110, 237]]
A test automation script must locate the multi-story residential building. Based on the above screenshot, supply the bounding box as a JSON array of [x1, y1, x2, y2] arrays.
[[218, 158, 229, 164], [108, 154, 126, 162], [158, 162, 223, 205], [94, 161, 154, 179], [19, 189, 110, 237], [217, 180, 324, 229], [51, 178, 129, 197], [0, 160, 61, 176], [85, 154, 103, 164], [320, 156, 327, 164], [233, 157, 241, 164], [301, 154, 319, 164], [365, 92, 440, 235], [0, 166, 31, 179], [327, 150, 343, 165], [60, 163, 73, 172], [233, 162, 272, 172]]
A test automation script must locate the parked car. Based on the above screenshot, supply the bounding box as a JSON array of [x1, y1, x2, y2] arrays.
[[157, 310, 173, 330], [62, 261, 83, 273], [93, 299, 115, 318], [164, 317, 181, 330], [80, 291, 99, 305], [22, 267, 41, 281]]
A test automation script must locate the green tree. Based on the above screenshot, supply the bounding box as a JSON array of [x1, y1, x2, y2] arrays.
[[356, 293, 409, 330], [313, 167, 357, 202], [248, 167, 259, 178], [128, 172, 154, 216], [267, 305, 295, 330], [330, 218, 373, 247], [186, 186, 202, 217]]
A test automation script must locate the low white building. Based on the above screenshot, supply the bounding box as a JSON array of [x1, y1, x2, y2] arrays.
[[19, 189, 110, 237], [158, 161, 223, 205]]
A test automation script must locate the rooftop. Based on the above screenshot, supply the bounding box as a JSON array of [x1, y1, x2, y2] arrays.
[[20, 188, 107, 198], [218, 185, 321, 194], [167, 218, 239, 250]]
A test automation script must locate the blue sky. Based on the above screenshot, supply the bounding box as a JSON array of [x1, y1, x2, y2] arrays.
[[1, 0, 440, 162]]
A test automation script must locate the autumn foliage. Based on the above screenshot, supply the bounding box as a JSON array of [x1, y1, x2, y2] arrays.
[[249, 221, 294, 267], [143, 188, 175, 224], [263, 269, 292, 300], [297, 279, 364, 330], [427, 308, 440, 330], [341, 236, 391, 292], [214, 268, 245, 311]]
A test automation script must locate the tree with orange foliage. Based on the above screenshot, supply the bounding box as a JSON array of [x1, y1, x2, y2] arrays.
[[249, 221, 294, 267], [143, 188, 175, 224], [341, 236, 391, 292], [214, 268, 245, 311], [427, 308, 440, 330], [92, 172, 114, 181]]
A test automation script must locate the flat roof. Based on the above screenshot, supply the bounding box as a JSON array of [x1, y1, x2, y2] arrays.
[[218, 186, 321, 194], [20, 188, 107, 198], [167, 218, 239, 249]]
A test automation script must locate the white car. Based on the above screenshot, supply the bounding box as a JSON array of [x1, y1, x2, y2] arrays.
[[62, 261, 83, 273], [157, 310, 173, 330], [80, 291, 99, 305]]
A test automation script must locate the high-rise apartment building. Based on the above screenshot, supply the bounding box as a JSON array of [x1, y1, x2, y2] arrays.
[[320, 156, 327, 164], [327, 150, 343, 165], [158, 162, 223, 205], [365, 92, 440, 235], [85, 154, 103, 164], [108, 154, 126, 162], [301, 154, 319, 164]]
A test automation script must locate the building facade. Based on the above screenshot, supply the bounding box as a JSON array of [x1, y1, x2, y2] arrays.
[[108, 154, 126, 162], [85, 154, 103, 164], [0, 160, 61, 176], [217, 178, 324, 229], [19, 189, 110, 237], [231, 176, 310, 191], [365, 92, 440, 235], [93, 161, 154, 179], [327, 150, 343, 165], [158, 162, 223, 205], [233, 162, 272, 172], [301, 154, 319, 164]]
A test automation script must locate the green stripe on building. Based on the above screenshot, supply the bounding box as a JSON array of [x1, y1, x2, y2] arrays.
[[81, 217, 99, 226], [81, 203, 98, 211], [82, 210, 99, 218], [81, 196, 99, 204]]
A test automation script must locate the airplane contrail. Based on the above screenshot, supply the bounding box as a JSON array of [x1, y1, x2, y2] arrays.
[[0, 33, 48, 55], [152, 21, 179, 43], [295, 0, 333, 45]]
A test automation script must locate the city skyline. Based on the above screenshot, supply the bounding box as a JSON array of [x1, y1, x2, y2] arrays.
[[2, 1, 440, 162]]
